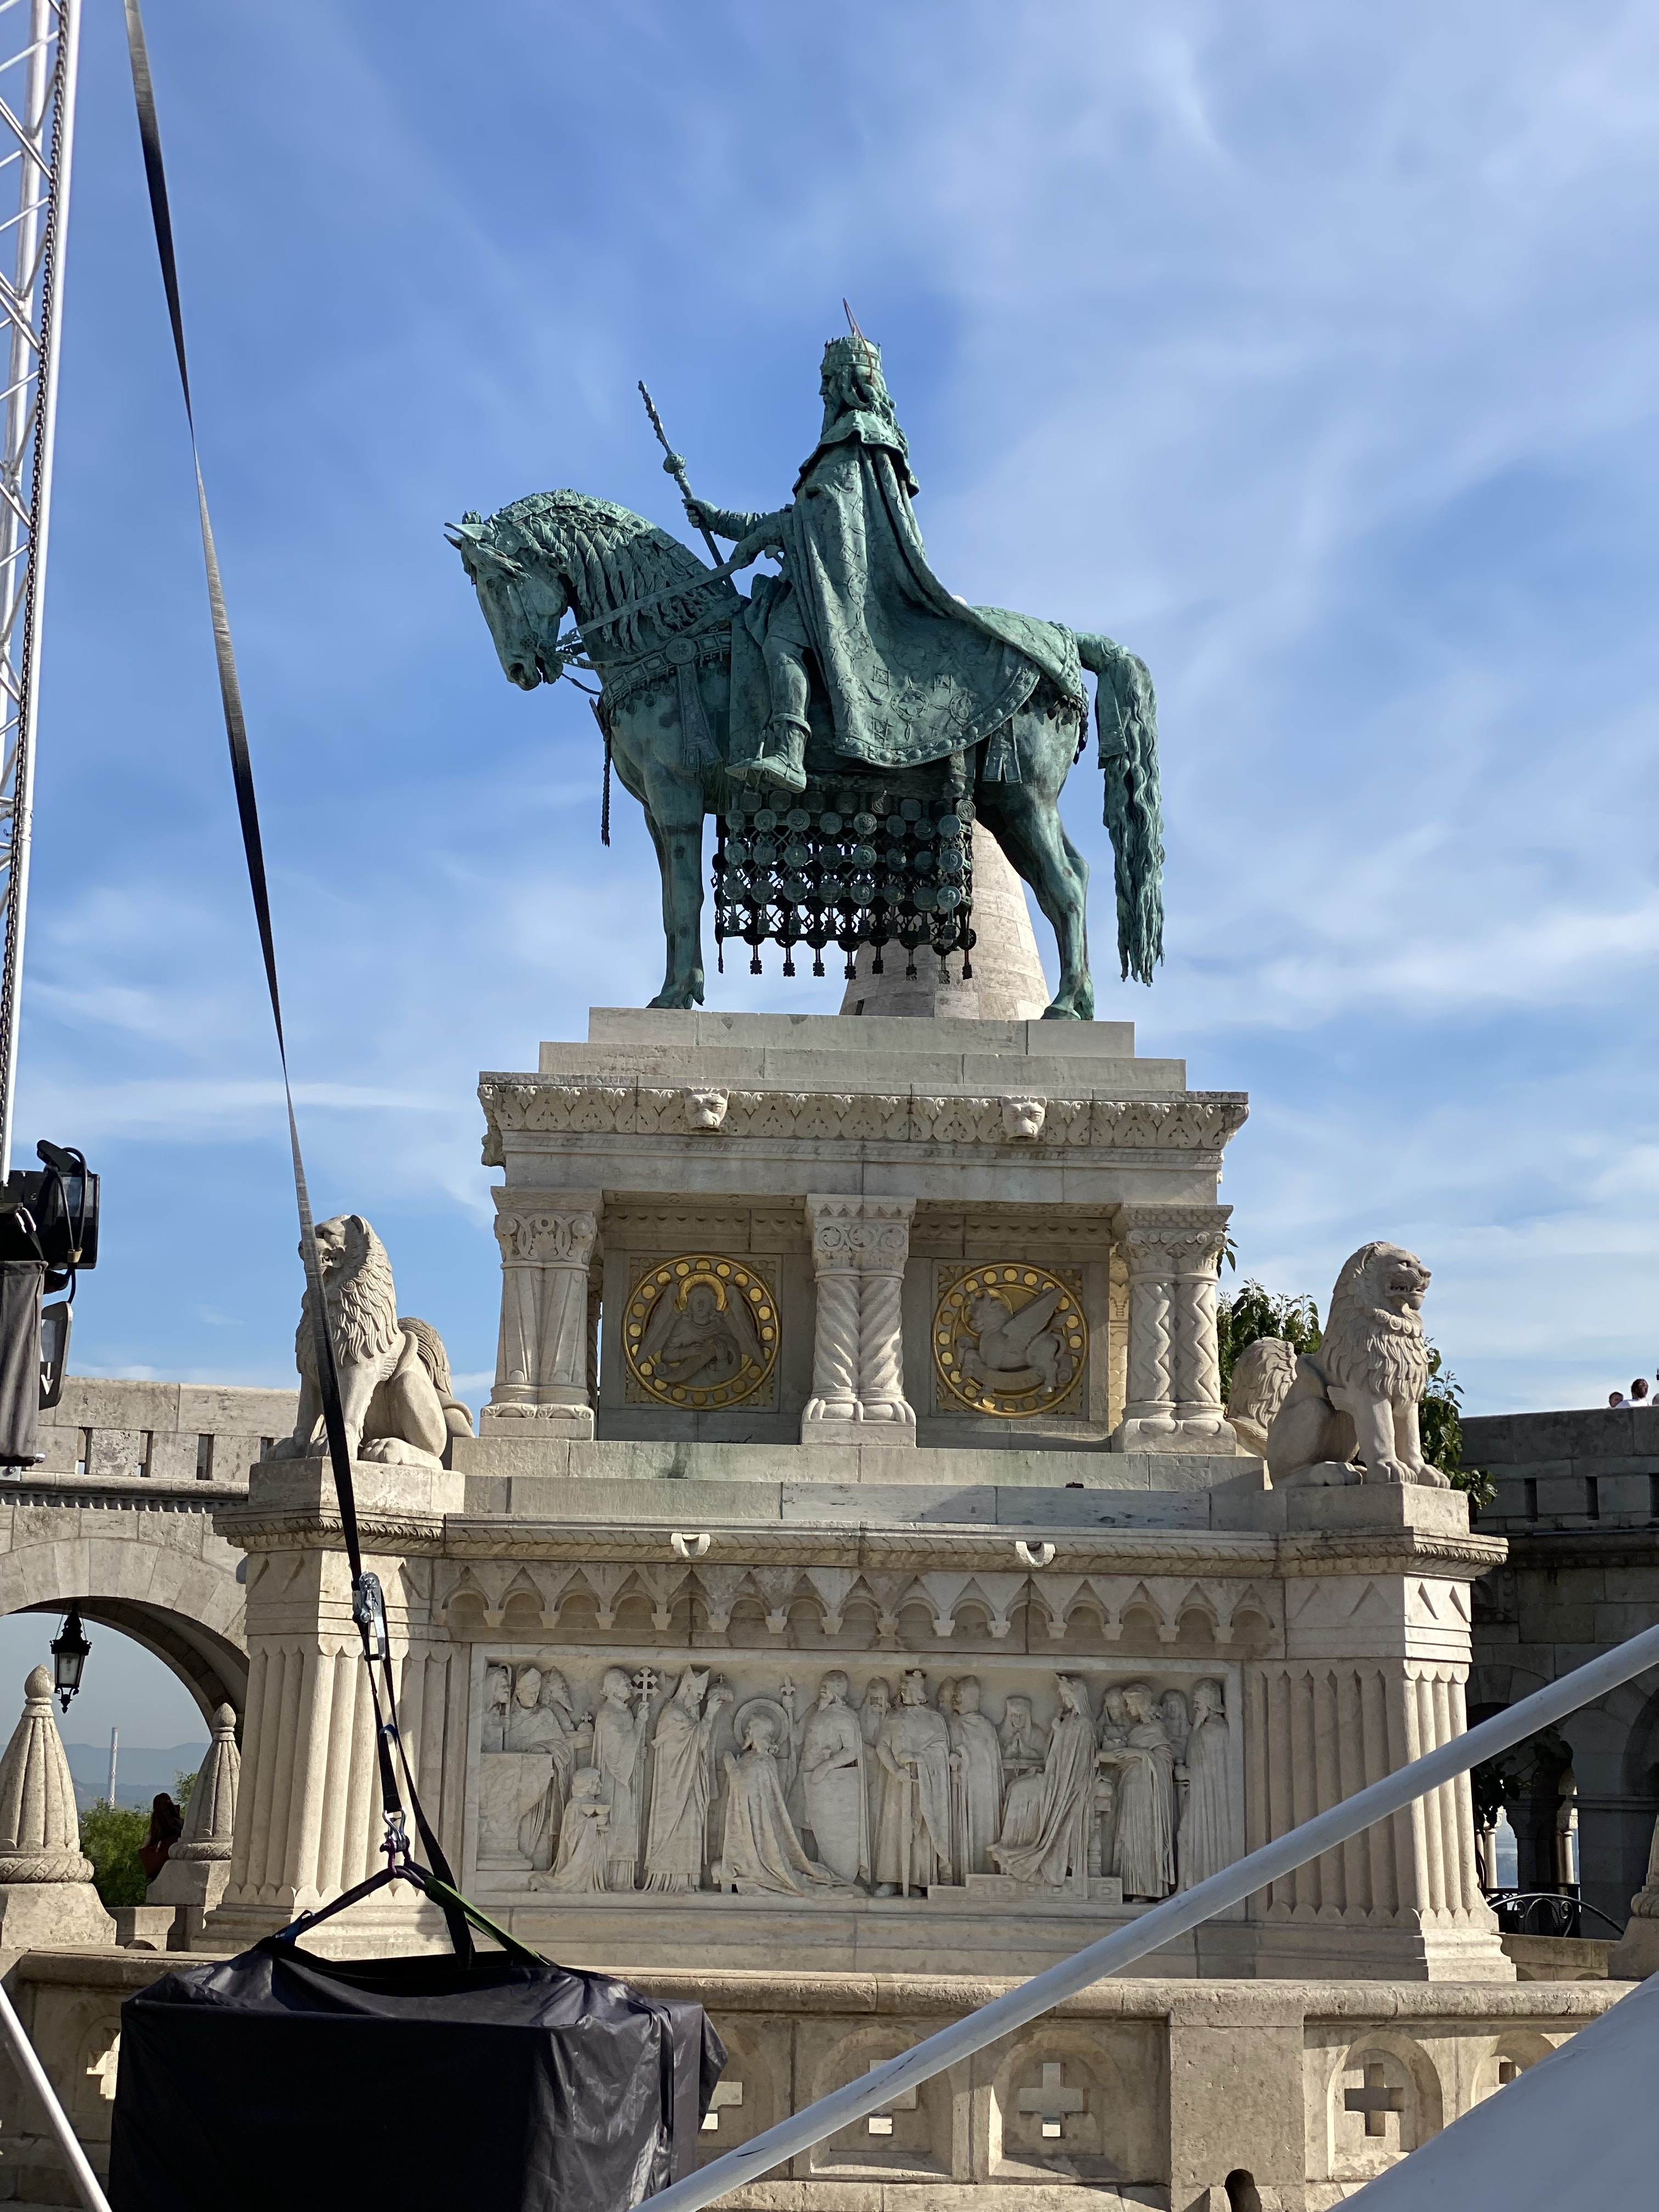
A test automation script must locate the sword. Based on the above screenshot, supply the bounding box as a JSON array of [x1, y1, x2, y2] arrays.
[[638, 381, 724, 567]]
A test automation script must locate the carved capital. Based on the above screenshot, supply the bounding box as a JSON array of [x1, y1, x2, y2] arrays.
[[805, 1194, 916, 1277], [493, 1197, 601, 1270], [1115, 1203, 1232, 1279]]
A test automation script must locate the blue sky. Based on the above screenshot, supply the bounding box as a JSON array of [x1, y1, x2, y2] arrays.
[[14, 0, 1659, 1418]]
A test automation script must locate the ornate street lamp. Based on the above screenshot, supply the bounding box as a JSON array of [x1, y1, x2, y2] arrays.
[[49, 1604, 88, 1712]]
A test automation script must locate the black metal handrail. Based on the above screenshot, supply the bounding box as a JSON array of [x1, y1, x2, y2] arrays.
[[1484, 1887, 1626, 1938]]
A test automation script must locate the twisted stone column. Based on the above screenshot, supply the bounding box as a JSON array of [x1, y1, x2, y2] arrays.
[[1112, 1203, 1237, 1454], [486, 1191, 601, 1438], [802, 1195, 917, 1442]]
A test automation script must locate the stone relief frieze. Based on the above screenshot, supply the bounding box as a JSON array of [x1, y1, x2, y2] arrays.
[[480, 1078, 1249, 1156], [933, 1264, 1087, 1419], [435, 1557, 1282, 1649], [622, 1253, 780, 1410], [469, 1654, 1243, 1910]]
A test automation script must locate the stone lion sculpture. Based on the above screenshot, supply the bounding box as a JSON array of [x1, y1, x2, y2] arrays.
[[1265, 1242, 1449, 1488], [1225, 1336, 1299, 1457], [269, 1215, 473, 1469]]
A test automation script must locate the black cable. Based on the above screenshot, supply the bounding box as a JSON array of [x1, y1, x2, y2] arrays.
[[120, 0, 470, 1955]]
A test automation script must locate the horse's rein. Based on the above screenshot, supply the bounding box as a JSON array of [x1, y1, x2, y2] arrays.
[[574, 558, 741, 644]]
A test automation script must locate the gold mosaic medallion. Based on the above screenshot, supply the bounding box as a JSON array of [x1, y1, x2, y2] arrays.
[[933, 1265, 1087, 1418], [623, 1254, 778, 1410]]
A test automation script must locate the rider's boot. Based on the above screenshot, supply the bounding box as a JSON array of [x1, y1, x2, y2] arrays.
[[756, 716, 809, 794]]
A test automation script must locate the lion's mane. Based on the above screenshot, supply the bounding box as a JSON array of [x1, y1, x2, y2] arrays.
[[1226, 1337, 1298, 1441], [398, 1314, 454, 1396], [297, 1215, 400, 1376], [1317, 1241, 1431, 1404]]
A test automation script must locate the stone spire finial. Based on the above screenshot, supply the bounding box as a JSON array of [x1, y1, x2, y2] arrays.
[[173, 1703, 239, 1863], [0, 1664, 93, 1882], [840, 825, 1049, 1020]]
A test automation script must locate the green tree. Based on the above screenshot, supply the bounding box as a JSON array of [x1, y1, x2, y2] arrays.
[[79, 1800, 149, 1908], [1217, 1279, 1321, 1399], [1420, 1349, 1494, 1509], [174, 1769, 197, 1810]]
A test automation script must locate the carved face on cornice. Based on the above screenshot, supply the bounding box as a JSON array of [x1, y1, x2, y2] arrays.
[[684, 1088, 729, 1133], [1001, 1097, 1046, 1141]]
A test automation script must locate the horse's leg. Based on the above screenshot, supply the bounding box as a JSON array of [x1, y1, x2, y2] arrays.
[[633, 712, 708, 1007], [977, 721, 1094, 1019]]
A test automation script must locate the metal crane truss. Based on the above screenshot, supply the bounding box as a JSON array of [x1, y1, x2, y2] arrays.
[[0, 0, 77, 1173]]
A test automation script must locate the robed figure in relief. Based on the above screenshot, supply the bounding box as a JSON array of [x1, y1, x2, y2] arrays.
[[1108, 1681, 1178, 1900], [946, 1678, 1005, 1880], [718, 1708, 838, 1896], [990, 1675, 1096, 1888], [797, 1671, 868, 1887], [642, 1669, 731, 1892], [1176, 1679, 1232, 1892], [533, 1768, 609, 1893], [593, 1666, 649, 1891], [511, 1667, 590, 1870], [873, 1671, 954, 1894]]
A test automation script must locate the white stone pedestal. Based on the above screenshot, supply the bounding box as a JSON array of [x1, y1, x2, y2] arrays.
[[0, 1882, 115, 1946]]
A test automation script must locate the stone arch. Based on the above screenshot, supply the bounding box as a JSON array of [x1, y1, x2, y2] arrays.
[[1467, 2028, 1562, 2114], [0, 1530, 247, 1722], [989, 2023, 1150, 2183], [695, 2015, 785, 2167], [804, 2021, 957, 2179], [1324, 2031, 1444, 2181], [1470, 1662, 1659, 1921]]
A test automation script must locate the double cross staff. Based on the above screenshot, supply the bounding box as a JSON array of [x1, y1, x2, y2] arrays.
[[639, 382, 723, 567]]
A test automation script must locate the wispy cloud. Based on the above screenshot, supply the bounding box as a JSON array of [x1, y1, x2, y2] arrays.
[[20, 0, 1658, 1412]]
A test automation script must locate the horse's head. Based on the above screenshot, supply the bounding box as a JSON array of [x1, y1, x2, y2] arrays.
[[448, 511, 568, 690]]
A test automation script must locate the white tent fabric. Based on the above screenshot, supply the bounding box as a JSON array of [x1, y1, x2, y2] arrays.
[[1348, 1971, 1656, 2207]]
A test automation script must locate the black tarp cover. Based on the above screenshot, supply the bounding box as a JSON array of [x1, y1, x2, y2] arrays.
[[107, 1941, 724, 2212]]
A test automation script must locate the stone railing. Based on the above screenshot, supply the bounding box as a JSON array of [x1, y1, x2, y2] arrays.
[[25, 1378, 298, 1502], [1466, 1409, 1659, 1534], [0, 1948, 1626, 2207]]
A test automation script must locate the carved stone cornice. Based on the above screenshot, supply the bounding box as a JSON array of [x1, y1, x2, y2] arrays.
[[442, 1520, 1261, 1576], [1492, 1528, 1659, 1568], [478, 1077, 1249, 1165], [1277, 1530, 1509, 1577], [213, 1505, 452, 1555], [433, 1517, 1502, 1581]]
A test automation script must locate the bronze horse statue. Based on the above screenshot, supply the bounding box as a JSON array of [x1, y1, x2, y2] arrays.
[[451, 490, 1162, 1017]]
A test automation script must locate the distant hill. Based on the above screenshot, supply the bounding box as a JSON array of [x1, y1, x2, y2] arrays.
[[63, 1741, 208, 1814]]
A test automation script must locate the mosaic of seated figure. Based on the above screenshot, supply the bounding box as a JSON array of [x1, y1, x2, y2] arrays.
[[473, 1657, 1238, 1905]]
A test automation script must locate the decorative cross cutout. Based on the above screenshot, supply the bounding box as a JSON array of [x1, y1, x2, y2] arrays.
[[701, 2080, 743, 2134], [85, 2036, 120, 2104], [1344, 2062, 1405, 2138], [866, 2059, 918, 2136], [1018, 2061, 1086, 2140]]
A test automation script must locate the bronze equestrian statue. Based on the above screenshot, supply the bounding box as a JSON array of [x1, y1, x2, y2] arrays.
[[452, 334, 1162, 1018]]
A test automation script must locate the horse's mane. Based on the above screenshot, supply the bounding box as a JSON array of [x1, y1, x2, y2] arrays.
[[492, 490, 720, 656]]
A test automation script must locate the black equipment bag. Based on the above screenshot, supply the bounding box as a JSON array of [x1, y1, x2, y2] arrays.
[[107, 1940, 724, 2212]]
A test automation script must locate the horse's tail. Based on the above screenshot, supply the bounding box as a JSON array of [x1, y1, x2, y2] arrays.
[[1075, 631, 1164, 987]]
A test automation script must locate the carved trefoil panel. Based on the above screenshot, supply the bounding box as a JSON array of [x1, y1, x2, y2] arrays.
[[931, 1263, 1087, 1419], [622, 1253, 780, 1412]]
